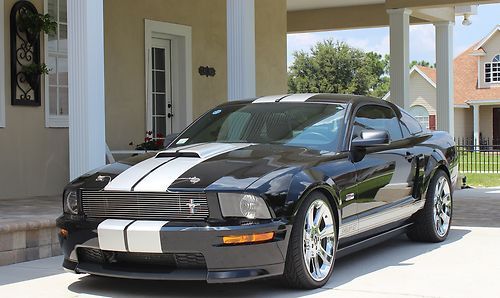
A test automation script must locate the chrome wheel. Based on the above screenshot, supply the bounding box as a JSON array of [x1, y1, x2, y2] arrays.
[[433, 176, 452, 237], [303, 199, 335, 281]]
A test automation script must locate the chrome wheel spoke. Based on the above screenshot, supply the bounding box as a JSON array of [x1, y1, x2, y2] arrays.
[[313, 204, 327, 227], [319, 224, 335, 239], [440, 212, 450, 223], [437, 179, 445, 197], [312, 256, 321, 277], [318, 246, 333, 265], [306, 206, 315, 229]]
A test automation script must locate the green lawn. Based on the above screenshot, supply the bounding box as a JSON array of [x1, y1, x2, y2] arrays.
[[461, 173, 500, 188]]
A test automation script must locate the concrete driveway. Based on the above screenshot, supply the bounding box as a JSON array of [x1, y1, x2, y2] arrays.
[[1, 188, 499, 298]]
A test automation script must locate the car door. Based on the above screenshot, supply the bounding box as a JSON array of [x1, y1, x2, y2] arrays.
[[349, 104, 416, 238]]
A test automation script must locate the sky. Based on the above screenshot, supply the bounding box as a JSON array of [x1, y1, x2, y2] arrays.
[[287, 3, 500, 67]]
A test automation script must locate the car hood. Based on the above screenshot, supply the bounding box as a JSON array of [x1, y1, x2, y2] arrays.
[[102, 142, 330, 192]]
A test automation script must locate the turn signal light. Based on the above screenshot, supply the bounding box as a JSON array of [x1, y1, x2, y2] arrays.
[[223, 232, 274, 245], [60, 228, 69, 238]]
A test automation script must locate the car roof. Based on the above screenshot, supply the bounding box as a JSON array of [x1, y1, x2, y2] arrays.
[[220, 93, 389, 106]]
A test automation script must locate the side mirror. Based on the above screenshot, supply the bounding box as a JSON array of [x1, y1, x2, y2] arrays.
[[163, 133, 180, 148], [352, 130, 390, 148]]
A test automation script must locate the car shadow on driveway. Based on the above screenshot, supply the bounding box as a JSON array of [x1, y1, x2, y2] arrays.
[[66, 228, 470, 297]]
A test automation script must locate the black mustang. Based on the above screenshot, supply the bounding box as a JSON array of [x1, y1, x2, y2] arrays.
[[57, 94, 457, 289]]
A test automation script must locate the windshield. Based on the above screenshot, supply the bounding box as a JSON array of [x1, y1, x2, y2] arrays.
[[171, 102, 347, 151]]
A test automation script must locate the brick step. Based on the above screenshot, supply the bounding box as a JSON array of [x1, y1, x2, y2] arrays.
[[0, 219, 62, 266]]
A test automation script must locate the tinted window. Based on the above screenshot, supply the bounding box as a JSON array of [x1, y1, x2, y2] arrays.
[[352, 105, 403, 141], [400, 110, 423, 135], [171, 103, 346, 152]]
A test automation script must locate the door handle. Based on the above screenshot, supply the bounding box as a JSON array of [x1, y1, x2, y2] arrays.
[[168, 113, 174, 118]]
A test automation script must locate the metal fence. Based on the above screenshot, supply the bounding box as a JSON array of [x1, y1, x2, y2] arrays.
[[455, 138, 500, 173]]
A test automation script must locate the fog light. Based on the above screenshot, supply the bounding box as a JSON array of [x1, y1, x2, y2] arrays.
[[223, 232, 274, 245]]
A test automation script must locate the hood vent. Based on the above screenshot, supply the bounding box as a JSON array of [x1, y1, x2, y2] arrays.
[[156, 151, 201, 158]]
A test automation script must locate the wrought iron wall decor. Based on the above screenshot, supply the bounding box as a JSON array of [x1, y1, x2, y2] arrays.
[[10, 1, 41, 106]]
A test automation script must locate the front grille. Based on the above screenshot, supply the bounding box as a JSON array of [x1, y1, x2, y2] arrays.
[[77, 248, 206, 269], [81, 190, 209, 220]]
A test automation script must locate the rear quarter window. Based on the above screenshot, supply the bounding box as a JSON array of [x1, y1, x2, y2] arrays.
[[400, 110, 423, 136]]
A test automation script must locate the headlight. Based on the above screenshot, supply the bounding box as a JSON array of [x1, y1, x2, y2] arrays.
[[218, 193, 271, 219], [63, 190, 79, 215]]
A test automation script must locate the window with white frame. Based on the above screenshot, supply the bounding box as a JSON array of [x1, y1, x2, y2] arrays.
[[485, 55, 500, 84], [45, 0, 68, 127], [409, 105, 430, 129]]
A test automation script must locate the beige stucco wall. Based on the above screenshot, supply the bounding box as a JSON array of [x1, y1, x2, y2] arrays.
[[255, 0, 287, 96], [409, 71, 437, 114], [454, 107, 473, 139], [104, 0, 228, 150], [0, 0, 69, 199], [478, 31, 500, 89], [104, 0, 288, 150]]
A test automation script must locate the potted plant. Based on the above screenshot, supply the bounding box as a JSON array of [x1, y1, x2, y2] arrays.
[[17, 9, 56, 45], [130, 131, 165, 151], [21, 63, 50, 90]]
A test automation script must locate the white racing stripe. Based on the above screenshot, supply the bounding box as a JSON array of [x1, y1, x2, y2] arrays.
[[252, 94, 287, 103], [134, 143, 251, 191], [279, 93, 318, 102], [126, 220, 168, 253], [97, 219, 134, 252], [104, 157, 174, 191]]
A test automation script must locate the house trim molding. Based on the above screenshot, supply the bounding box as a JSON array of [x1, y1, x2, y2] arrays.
[[473, 25, 500, 51], [410, 65, 437, 88], [44, 0, 69, 128], [144, 19, 193, 133], [0, 0, 6, 127], [465, 99, 500, 105]]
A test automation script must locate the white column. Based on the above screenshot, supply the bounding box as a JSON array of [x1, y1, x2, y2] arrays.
[[473, 104, 480, 144], [0, 0, 5, 127], [435, 21, 454, 136], [387, 8, 411, 109], [227, 0, 256, 100], [68, 0, 106, 179]]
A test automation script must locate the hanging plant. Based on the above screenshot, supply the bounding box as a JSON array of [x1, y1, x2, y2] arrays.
[[17, 9, 56, 45], [21, 63, 50, 90]]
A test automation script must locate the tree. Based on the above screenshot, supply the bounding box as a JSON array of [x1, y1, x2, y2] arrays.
[[288, 40, 389, 98], [410, 60, 435, 68]]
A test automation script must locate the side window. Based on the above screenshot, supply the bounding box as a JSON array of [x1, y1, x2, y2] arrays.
[[352, 105, 403, 141], [400, 110, 423, 136]]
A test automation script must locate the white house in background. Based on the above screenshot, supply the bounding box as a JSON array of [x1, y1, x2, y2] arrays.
[[384, 24, 500, 143]]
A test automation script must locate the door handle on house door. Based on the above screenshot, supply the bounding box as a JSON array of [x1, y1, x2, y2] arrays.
[[168, 113, 174, 118]]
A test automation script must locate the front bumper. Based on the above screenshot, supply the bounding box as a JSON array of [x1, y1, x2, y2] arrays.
[[57, 216, 290, 283]]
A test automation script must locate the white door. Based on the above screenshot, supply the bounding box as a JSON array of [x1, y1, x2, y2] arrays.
[[148, 37, 173, 138]]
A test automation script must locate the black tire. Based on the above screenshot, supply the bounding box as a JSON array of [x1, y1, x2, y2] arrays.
[[282, 191, 337, 289], [407, 169, 453, 242]]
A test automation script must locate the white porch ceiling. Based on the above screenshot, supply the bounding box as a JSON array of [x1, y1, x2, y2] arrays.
[[287, 0, 384, 11]]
